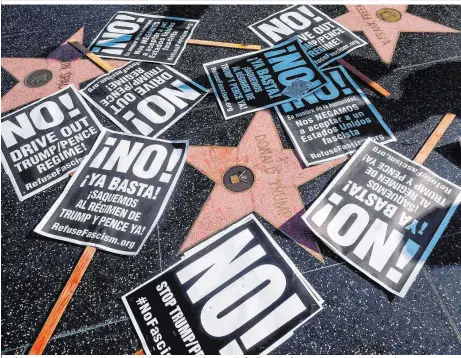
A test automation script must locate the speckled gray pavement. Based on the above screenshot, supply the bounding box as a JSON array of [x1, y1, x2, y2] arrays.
[[2, 4, 461, 355]]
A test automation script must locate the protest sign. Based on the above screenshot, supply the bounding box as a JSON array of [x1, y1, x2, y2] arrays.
[[123, 214, 323, 355], [303, 139, 461, 297], [276, 65, 395, 167], [88, 12, 199, 65], [249, 5, 366, 68], [34, 130, 188, 255], [1, 85, 103, 201], [203, 37, 329, 119], [81, 61, 208, 138]]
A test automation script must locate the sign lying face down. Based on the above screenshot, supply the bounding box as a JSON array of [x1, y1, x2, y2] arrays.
[[35, 130, 188, 255], [123, 215, 324, 354], [81, 61, 208, 138], [1, 85, 103, 201], [303, 139, 461, 297], [249, 5, 367, 68]]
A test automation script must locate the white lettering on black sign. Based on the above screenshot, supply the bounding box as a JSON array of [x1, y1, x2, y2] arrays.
[[203, 37, 329, 120], [276, 65, 396, 166], [303, 139, 461, 297], [34, 130, 188, 255], [81, 61, 208, 137], [89, 12, 199, 65], [249, 5, 367, 68], [123, 215, 324, 354], [1, 85, 103, 201]]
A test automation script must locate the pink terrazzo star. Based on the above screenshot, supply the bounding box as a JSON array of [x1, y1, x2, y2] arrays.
[[335, 5, 459, 64], [1, 28, 126, 113], [181, 110, 346, 261]]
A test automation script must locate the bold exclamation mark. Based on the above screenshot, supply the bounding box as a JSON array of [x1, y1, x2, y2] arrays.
[[386, 239, 420, 283], [311, 192, 343, 227], [418, 222, 428, 235], [123, 111, 154, 136], [59, 93, 81, 118], [159, 148, 183, 183], [80, 175, 90, 187], [90, 137, 116, 168], [152, 187, 161, 200], [330, 70, 353, 95], [298, 6, 324, 22]]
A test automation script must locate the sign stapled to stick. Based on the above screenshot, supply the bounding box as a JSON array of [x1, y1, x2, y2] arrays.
[[302, 139, 461, 297], [89, 12, 199, 65], [1, 85, 103, 201], [249, 5, 367, 68], [276, 65, 395, 167], [81, 61, 208, 138], [203, 37, 329, 119], [34, 130, 188, 255], [123, 214, 323, 355]]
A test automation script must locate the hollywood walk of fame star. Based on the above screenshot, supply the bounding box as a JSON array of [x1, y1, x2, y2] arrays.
[[181, 110, 346, 261], [335, 5, 459, 64], [1, 27, 126, 113]]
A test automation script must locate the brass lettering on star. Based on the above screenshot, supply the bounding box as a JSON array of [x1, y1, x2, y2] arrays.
[[355, 5, 392, 46]]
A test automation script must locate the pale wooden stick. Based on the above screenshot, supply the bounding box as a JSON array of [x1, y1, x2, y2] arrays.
[[68, 41, 114, 72], [337, 58, 391, 97], [29, 246, 97, 355], [413, 113, 456, 164], [188, 38, 261, 51]]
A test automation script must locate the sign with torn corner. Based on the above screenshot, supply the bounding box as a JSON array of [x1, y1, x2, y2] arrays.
[[249, 5, 367, 68], [80, 61, 208, 138], [34, 130, 188, 255], [123, 214, 324, 355], [88, 12, 199, 65], [203, 36, 329, 120], [1, 85, 103, 201], [302, 139, 461, 297], [276, 65, 396, 167]]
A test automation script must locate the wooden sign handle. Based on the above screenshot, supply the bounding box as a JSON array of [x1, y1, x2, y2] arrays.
[[29, 246, 97, 355]]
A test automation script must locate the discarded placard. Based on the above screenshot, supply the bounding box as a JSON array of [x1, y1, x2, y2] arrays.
[[34, 130, 188, 255], [89, 12, 199, 65], [123, 214, 323, 354], [204, 37, 329, 119], [81, 61, 208, 137], [249, 5, 366, 68], [302, 139, 461, 297], [1, 85, 103, 201], [276, 65, 395, 167]]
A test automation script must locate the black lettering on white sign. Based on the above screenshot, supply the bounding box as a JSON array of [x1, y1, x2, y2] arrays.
[[1, 85, 103, 201], [81, 61, 208, 138], [276, 65, 395, 167], [89, 12, 199, 65], [249, 5, 367, 68], [303, 139, 461, 297], [123, 215, 323, 354], [204, 37, 329, 120], [34, 130, 188, 255]]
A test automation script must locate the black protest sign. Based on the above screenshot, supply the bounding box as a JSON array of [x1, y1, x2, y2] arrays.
[[88, 12, 199, 65], [123, 215, 323, 355], [34, 130, 188, 255], [276, 66, 396, 167], [203, 37, 329, 120], [249, 5, 367, 68], [303, 140, 461, 297], [1, 85, 103, 201], [81, 62, 208, 138]]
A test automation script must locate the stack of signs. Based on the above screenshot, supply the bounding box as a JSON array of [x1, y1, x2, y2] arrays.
[[88, 12, 199, 65], [81, 62, 208, 138], [276, 65, 396, 167], [249, 5, 366, 68], [204, 37, 329, 119], [34, 130, 188, 255], [1, 85, 103, 201], [123, 215, 323, 354], [302, 139, 461, 297]]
